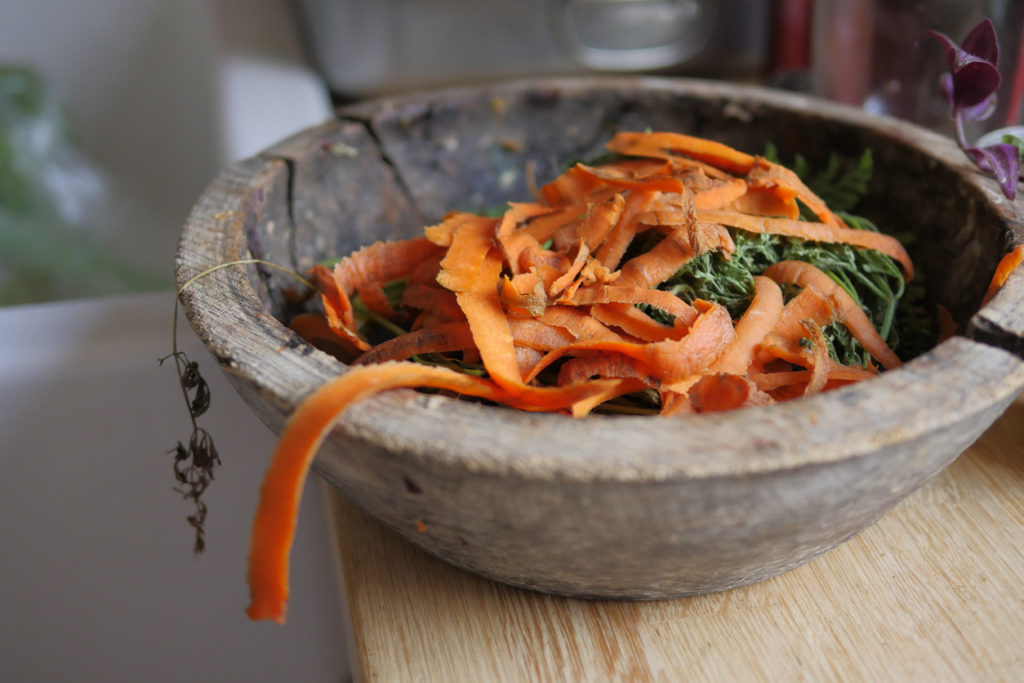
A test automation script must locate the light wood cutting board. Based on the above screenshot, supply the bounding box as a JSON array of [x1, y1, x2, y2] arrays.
[[326, 394, 1024, 682]]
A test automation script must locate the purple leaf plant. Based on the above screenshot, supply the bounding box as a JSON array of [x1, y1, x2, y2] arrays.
[[920, 18, 1022, 199]]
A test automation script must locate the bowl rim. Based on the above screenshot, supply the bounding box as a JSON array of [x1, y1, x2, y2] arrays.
[[176, 75, 1024, 483]]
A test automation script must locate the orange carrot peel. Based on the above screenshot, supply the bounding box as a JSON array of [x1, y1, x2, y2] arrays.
[[981, 244, 1024, 306]]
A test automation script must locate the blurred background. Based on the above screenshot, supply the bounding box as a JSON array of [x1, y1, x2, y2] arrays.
[[0, 0, 1020, 306]]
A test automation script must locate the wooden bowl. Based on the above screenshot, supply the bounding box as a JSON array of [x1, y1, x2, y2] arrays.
[[177, 77, 1024, 599]]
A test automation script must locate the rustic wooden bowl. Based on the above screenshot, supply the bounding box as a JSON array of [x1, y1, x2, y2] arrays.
[[177, 77, 1024, 599]]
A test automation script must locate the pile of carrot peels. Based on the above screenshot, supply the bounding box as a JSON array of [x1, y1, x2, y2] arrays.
[[247, 130, 919, 623]]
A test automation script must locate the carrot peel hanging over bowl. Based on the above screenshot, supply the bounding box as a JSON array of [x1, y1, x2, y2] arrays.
[[247, 130, 931, 623]]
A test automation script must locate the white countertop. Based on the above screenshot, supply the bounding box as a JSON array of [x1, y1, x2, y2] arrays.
[[0, 292, 348, 682]]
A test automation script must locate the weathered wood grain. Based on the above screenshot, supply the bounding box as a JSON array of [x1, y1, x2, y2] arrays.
[[311, 336, 1024, 599], [327, 394, 1024, 682], [175, 156, 343, 418], [970, 265, 1024, 360], [259, 118, 425, 271]]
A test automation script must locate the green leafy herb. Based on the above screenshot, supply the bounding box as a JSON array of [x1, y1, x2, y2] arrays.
[[655, 149, 935, 366], [802, 149, 873, 214], [1002, 133, 1024, 159], [763, 143, 874, 214]]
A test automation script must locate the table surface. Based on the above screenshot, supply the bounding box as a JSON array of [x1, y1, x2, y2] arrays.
[[328, 393, 1024, 682]]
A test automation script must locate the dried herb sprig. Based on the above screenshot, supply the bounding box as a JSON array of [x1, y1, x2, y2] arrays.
[[159, 349, 218, 554], [161, 259, 313, 554]]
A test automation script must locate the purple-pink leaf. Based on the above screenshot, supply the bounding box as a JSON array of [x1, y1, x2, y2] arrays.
[[967, 143, 1021, 199], [939, 72, 955, 108], [921, 19, 999, 71], [960, 17, 1000, 65], [921, 18, 1018, 199], [940, 72, 997, 120], [961, 91, 997, 122], [953, 60, 1002, 108], [920, 20, 1001, 109], [919, 29, 960, 67]]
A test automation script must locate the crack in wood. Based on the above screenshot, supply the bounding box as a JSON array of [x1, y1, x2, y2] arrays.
[[338, 114, 430, 227], [281, 156, 300, 275], [967, 315, 1024, 362]]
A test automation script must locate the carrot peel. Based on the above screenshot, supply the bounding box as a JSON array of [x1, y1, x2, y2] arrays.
[[247, 363, 523, 623], [982, 244, 1024, 306]]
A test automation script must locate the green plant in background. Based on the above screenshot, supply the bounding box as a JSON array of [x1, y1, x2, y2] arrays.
[[0, 67, 162, 305]]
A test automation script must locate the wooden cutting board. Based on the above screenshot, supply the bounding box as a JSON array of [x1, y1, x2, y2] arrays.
[[325, 394, 1024, 682]]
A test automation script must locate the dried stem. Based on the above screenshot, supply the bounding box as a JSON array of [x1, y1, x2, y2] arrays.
[[161, 258, 313, 554]]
